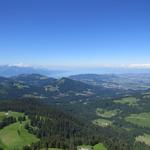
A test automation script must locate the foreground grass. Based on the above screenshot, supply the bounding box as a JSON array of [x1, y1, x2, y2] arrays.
[[125, 112, 150, 128], [114, 97, 139, 106], [136, 134, 150, 146], [0, 112, 39, 150], [93, 119, 112, 127]]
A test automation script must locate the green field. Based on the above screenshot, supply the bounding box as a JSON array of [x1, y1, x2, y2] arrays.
[[93, 143, 107, 150], [114, 97, 139, 106], [0, 112, 39, 150], [77, 145, 93, 150], [96, 108, 119, 118], [143, 94, 150, 99], [13, 83, 29, 89], [41, 148, 63, 150], [0, 112, 5, 121], [142, 92, 150, 95], [23, 94, 47, 99], [136, 134, 150, 146], [92, 119, 112, 127], [0, 111, 24, 121], [41, 144, 107, 150], [77, 143, 107, 150], [125, 112, 150, 128]]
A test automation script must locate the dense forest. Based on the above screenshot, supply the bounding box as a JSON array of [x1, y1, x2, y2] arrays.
[[0, 98, 138, 150]]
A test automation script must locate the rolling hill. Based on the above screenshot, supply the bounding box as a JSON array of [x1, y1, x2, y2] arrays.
[[0, 74, 120, 100], [70, 74, 150, 90]]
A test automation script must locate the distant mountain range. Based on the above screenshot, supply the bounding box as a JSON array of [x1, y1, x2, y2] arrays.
[[1, 65, 150, 99], [0, 74, 119, 100], [0, 65, 68, 77], [1, 65, 150, 78]]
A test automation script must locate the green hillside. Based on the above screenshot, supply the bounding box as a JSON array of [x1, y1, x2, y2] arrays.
[[0, 112, 39, 150]]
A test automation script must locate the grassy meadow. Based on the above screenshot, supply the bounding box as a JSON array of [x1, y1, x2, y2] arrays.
[[77, 143, 107, 150], [114, 97, 139, 106], [136, 134, 150, 146], [125, 112, 150, 128], [92, 119, 112, 127], [96, 108, 120, 118], [0, 111, 39, 150]]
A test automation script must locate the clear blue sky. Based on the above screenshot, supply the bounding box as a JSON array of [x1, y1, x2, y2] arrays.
[[0, 0, 150, 68]]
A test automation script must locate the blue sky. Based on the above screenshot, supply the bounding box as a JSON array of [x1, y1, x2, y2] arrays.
[[0, 0, 150, 69]]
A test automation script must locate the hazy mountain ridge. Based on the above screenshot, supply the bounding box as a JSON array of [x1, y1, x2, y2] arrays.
[[0, 65, 66, 77], [1, 73, 149, 101], [0, 74, 119, 100], [70, 74, 150, 90]]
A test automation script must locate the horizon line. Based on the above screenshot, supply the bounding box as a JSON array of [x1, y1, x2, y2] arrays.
[[1, 63, 150, 70]]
